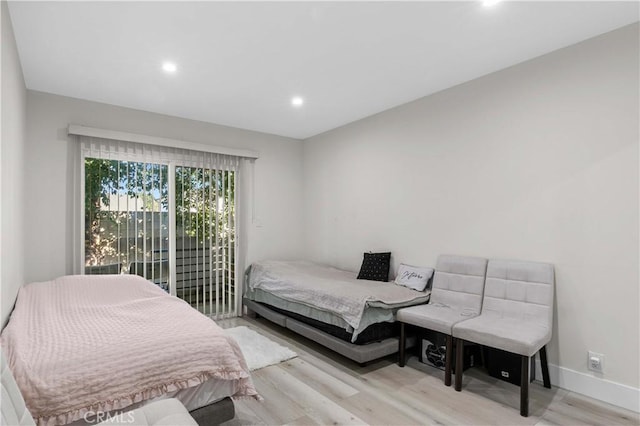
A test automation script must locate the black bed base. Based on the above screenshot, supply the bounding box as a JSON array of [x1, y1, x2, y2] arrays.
[[262, 302, 399, 344], [190, 397, 235, 426], [243, 298, 415, 364]]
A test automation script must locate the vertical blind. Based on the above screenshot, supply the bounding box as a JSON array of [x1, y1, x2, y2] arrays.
[[80, 136, 241, 319]]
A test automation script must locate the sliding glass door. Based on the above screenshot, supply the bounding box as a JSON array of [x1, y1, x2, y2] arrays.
[[175, 165, 236, 316], [83, 154, 237, 317], [84, 159, 170, 288]]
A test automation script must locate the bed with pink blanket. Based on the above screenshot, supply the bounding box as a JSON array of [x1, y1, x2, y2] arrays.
[[0, 275, 259, 426]]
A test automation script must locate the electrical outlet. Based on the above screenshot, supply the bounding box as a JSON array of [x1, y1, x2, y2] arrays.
[[588, 351, 604, 373]]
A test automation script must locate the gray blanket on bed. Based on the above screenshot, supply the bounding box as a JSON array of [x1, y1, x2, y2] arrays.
[[248, 260, 430, 334]]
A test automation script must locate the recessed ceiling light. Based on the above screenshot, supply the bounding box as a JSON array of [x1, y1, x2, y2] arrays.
[[162, 62, 177, 73], [291, 96, 304, 107], [482, 0, 502, 7]]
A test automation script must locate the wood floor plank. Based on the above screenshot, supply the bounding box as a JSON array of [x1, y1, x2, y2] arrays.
[[405, 378, 535, 426], [444, 365, 566, 420], [219, 317, 638, 426], [539, 392, 640, 426], [279, 357, 359, 400], [335, 391, 429, 426], [262, 364, 368, 425], [234, 369, 308, 425], [282, 415, 318, 426]]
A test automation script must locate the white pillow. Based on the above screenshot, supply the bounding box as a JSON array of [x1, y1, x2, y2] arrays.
[[394, 264, 434, 291]]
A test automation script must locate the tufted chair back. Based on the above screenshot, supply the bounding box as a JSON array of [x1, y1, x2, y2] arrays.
[[482, 259, 555, 336], [430, 255, 488, 314]]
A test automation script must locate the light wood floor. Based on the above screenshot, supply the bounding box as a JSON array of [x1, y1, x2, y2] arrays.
[[218, 317, 638, 426]]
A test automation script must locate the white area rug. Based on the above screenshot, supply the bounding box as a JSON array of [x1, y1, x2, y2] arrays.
[[225, 326, 297, 371]]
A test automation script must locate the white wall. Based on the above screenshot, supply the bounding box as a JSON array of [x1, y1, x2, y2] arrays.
[[304, 23, 639, 397], [25, 91, 304, 284], [1, 1, 27, 326]]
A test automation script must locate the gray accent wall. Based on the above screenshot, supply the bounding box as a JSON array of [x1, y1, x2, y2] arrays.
[[1, 2, 27, 326], [303, 24, 639, 389]]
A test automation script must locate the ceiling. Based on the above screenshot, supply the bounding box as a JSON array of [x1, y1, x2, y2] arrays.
[[8, 1, 639, 140]]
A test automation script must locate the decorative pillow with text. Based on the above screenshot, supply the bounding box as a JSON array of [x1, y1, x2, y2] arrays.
[[394, 263, 434, 291]]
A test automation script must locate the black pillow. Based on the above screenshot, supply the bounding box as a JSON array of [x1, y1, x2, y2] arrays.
[[357, 252, 391, 282]]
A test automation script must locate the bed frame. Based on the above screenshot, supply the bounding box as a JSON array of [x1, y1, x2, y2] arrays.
[[190, 397, 235, 426], [243, 298, 415, 365]]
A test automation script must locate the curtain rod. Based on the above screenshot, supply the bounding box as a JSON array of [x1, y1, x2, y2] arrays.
[[67, 124, 260, 159]]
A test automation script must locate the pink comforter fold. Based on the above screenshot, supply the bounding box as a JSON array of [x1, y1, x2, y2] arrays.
[[1, 275, 259, 425]]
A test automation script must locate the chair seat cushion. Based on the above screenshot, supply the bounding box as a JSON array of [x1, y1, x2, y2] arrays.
[[397, 303, 479, 335], [98, 399, 197, 426], [452, 315, 550, 357]]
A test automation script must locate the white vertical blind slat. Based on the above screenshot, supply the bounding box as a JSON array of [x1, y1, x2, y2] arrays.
[[227, 170, 232, 318], [80, 136, 239, 318], [209, 162, 214, 319], [221, 167, 226, 317], [168, 164, 177, 297], [214, 167, 220, 320]]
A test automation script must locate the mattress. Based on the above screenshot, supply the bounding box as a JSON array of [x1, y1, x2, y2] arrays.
[[245, 287, 396, 333], [243, 298, 418, 364], [262, 302, 399, 344], [247, 260, 430, 342]]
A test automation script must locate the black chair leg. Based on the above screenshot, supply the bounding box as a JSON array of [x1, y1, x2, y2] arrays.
[[444, 335, 452, 387], [454, 338, 464, 391], [398, 323, 406, 367], [540, 346, 551, 389], [520, 355, 529, 417]]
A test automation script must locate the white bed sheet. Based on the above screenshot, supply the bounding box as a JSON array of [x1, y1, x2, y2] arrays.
[[152, 376, 236, 411], [67, 369, 237, 425]]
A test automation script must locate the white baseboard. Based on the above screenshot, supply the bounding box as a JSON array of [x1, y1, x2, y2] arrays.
[[533, 359, 640, 413]]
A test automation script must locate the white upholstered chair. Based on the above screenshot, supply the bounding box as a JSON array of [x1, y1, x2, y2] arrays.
[[397, 254, 488, 386], [452, 259, 555, 417]]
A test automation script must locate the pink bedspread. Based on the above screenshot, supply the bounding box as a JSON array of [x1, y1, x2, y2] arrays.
[[1, 275, 258, 425]]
